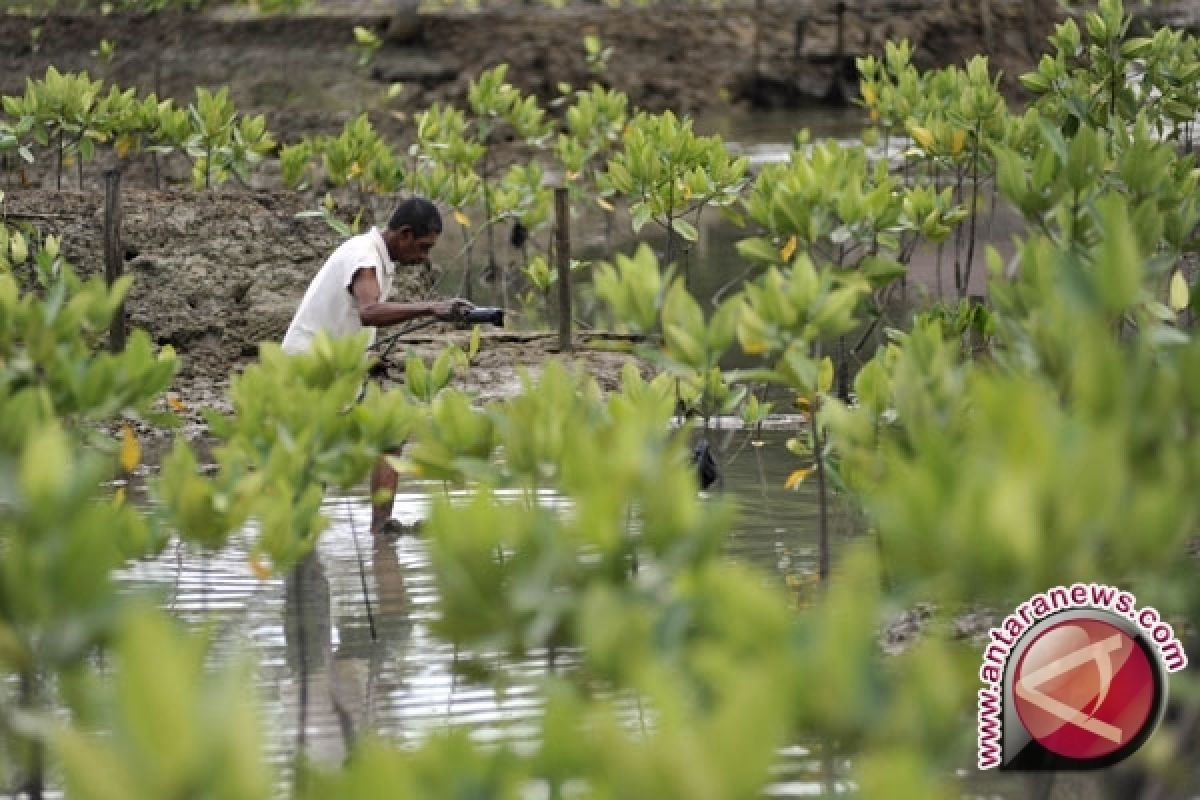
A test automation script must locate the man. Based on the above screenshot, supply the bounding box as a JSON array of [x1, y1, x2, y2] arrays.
[[283, 196, 471, 535]]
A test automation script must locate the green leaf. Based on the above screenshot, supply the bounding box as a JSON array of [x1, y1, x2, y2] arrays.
[[671, 217, 699, 242], [1093, 195, 1143, 312], [736, 236, 780, 264]]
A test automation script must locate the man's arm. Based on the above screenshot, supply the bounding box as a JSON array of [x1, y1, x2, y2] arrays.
[[350, 267, 467, 326]]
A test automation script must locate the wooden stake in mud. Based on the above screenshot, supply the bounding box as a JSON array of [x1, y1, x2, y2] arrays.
[[104, 168, 126, 352], [554, 185, 573, 353]]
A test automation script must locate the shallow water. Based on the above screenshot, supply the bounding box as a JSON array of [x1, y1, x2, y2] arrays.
[[116, 428, 855, 791]]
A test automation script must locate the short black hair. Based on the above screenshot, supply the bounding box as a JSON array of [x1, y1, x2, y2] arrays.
[[388, 196, 443, 237]]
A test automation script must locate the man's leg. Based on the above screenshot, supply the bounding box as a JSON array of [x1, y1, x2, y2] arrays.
[[369, 451, 400, 534]]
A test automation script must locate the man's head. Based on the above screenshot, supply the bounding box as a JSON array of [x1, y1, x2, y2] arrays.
[[382, 196, 442, 265]]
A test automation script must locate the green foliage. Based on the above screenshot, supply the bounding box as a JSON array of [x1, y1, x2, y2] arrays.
[[0, 247, 176, 427], [351, 25, 383, 67], [157, 333, 419, 570], [736, 255, 870, 367], [601, 110, 746, 266], [52, 607, 271, 800], [593, 242, 672, 333], [0, 70, 276, 192], [4, 67, 109, 188], [0, 235, 178, 792], [301, 732, 525, 800], [858, 48, 1007, 297], [316, 113, 403, 195], [279, 138, 314, 190], [994, 115, 1200, 264], [583, 33, 614, 75], [179, 87, 274, 190], [415, 360, 734, 664], [555, 83, 629, 202], [1021, 0, 1200, 138], [742, 139, 938, 284]]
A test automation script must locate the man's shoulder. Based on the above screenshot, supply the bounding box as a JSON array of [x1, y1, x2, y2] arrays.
[[329, 229, 383, 266]]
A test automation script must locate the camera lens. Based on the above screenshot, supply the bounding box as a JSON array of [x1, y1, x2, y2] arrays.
[[463, 307, 505, 326]]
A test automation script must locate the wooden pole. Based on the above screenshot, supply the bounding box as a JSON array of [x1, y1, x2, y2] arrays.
[[554, 185, 572, 353], [104, 168, 126, 352]]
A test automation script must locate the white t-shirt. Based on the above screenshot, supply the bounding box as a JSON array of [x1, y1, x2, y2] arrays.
[[282, 227, 396, 354]]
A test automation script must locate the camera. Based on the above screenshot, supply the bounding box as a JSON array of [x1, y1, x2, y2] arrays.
[[457, 306, 505, 327]]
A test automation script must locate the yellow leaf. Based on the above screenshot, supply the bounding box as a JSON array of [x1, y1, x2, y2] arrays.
[[780, 235, 798, 263], [566, 170, 580, 181], [951, 129, 967, 156], [119, 424, 140, 473], [910, 125, 935, 150], [862, 84, 877, 107], [597, 196, 615, 212], [10, 232, 27, 264], [1169, 270, 1190, 312], [113, 487, 126, 506], [115, 135, 132, 158], [248, 554, 272, 581], [453, 209, 470, 227], [869, 109, 880, 123], [349, 161, 363, 177], [794, 395, 811, 412], [742, 339, 768, 356], [818, 356, 834, 393], [167, 395, 188, 413], [784, 467, 814, 490]]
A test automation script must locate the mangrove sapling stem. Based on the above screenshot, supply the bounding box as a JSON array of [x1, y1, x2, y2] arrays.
[[812, 400, 830, 584], [712, 263, 757, 306], [446, 646, 459, 722], [625, 504, 637, 577], [19, 668, 43, 800], [983, 177, 999, 253], [345, 496, 378, 643], [953, 161, 967, 297], [935, 238, 946, 299], [665, 174, 678, 274], [293, 564, 310, 763], [962, 126, 984, 298], [836, 336, 851, 402], [822, 737, 838, 797], [458, 222, 474, 301], [482, 150, 499, 277]]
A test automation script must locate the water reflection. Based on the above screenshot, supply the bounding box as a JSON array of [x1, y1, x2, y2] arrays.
[[280, 535, 418, 767]]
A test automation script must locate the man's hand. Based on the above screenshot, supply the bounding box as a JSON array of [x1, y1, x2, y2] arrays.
[[431, 298, 475, 321]]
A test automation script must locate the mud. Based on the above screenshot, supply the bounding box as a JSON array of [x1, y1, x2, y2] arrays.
[[0, 0, 1064, 143]]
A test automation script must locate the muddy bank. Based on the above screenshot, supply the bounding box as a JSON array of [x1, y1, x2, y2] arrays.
[[0, 1, 1060, 141]]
